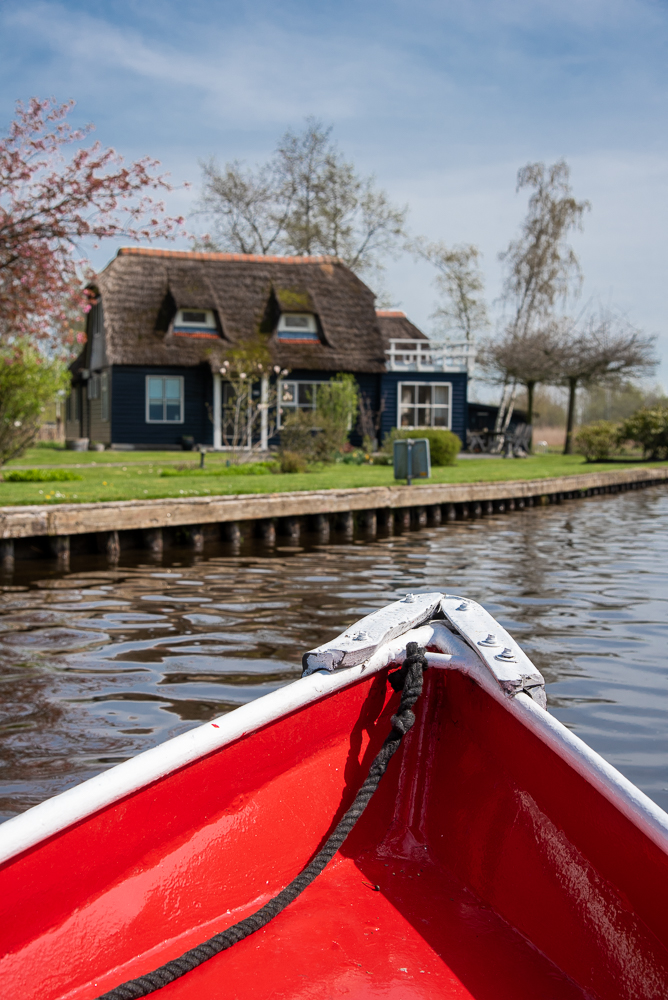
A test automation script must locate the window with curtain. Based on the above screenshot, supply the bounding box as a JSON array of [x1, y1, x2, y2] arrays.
[[398, 382, 451, 429], [278, 380, 324, 426]]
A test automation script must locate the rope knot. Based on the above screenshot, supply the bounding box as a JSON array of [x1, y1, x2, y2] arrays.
[[387, 641, 427, 737], [390, 708, 415, 735], [388, 641, 428, 692]]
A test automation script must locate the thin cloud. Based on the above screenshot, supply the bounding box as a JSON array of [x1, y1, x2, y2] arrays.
[[1, 0, 667, 383], [3, 2, 440, 127]]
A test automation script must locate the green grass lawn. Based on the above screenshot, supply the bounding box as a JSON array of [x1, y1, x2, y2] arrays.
[[1, 450, 666, 507], [5, 444, 227, 468]]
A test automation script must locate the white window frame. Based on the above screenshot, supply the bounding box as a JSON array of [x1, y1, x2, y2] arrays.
[[277, 379, 326, 428], [397, 381, 452, 430], [174, 309, 217, 331], [145, 375, 185, 424], [277, 313, 319, 342]]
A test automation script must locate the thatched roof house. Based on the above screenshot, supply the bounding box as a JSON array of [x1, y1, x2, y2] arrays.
[[89, 248, 386, 374], [66, 248, 468, 450], [376, 310, 429, 347]]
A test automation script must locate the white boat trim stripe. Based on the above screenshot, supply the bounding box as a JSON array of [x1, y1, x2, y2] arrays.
[[0, 629, 433, 868], [1, 602, 667, 868]]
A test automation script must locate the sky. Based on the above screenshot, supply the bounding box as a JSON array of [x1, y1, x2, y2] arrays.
[[1, 0, 667, 389]]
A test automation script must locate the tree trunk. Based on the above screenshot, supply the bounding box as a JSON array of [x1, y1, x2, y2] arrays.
[[526, 381, 535, 453], [494, 382, 509, 433], [501, 382, 517, 432], [564, 377, 578, 454]]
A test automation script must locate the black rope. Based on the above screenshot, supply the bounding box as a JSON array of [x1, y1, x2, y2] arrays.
[[96, 642, 428, 1000]]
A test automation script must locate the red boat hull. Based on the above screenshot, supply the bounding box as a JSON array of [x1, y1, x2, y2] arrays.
[[2, 653, 668, 999]]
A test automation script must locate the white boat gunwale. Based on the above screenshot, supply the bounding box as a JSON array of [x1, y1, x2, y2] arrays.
[[1, 593, 667, 869]]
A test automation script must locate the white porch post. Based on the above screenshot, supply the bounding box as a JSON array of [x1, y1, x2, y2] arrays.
[[260, 374, 269, 452], [213, 372, 222, 450]]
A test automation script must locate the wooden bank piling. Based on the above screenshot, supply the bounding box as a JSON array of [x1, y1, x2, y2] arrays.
[[1, 467, 666, 570]]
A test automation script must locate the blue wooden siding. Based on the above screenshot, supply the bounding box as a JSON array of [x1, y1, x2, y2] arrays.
[[379, 372, 468, 444], [110, 366, 213, 447], [107, 365, 466, 448]]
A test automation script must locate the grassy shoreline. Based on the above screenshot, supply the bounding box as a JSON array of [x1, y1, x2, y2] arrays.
[[0, 448, 666, 507]]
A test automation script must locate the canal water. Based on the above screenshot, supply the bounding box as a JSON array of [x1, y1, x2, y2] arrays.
[[1, 484, 667, 823]]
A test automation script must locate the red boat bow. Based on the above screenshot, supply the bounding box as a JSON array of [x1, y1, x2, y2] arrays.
[[1, 594, 667, 999]]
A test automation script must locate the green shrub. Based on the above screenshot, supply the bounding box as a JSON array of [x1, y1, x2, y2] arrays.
[[0, 340, 70, 466], [3, 468, 83, 482], [279, 410, 319, 461], [278, 410, 340, 464], [160, 461, 278, 478], [279, 374, 360, 464], [338, 449, 373, 465], [618, 405, 668, 460], [315, 374, 359, 454], [574, 422, 620, 462], [382, 428, 461, 466], [279, 451, 309, 474]]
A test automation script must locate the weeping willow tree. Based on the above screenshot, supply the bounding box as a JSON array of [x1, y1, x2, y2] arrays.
[[493, 160, 590, 435]]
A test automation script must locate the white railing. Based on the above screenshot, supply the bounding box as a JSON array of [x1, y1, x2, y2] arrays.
[[385, 339, 475, 374]]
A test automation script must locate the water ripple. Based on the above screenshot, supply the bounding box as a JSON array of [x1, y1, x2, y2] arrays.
[[0, 484, 667, 821]]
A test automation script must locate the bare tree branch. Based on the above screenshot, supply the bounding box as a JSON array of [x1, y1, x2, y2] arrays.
[[194, 120, 407, 282], [410, 239, 488, 342], [477, 322, 570, 442], [559, 310, 657, 453]]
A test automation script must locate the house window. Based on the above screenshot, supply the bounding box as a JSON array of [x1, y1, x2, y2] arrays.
[[66, 390, 80, 422], [277, 313, 320, 343], [146, 376, 184, 423], [398, 382, 451, 429], [173, 309, 219, 339], [100, 372, 110, 422], [278, 379, 325, 426], [87, 374, 100, 400], [89, 302, 106, 368]]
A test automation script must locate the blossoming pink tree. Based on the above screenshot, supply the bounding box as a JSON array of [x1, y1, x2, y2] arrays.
[[0, 98, 186, 352]]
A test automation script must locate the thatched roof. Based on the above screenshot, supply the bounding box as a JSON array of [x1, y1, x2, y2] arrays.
[[85, 248, 387, 373], [376, 310, 429, 346]]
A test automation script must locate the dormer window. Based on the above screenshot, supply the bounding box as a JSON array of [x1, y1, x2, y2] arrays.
[[277, 313, 320, 343], [173, 309, 219, 339]]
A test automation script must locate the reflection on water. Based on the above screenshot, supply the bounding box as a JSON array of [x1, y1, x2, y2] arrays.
[[1, 485, 667, 821]]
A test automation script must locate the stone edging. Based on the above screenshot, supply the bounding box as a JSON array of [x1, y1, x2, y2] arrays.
[[1, 466, 666, 540]]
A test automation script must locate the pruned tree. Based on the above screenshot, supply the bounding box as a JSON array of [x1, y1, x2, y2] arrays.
[[195, 119, 407, 282], [477, 322, 569, 449], [0, 98, 185, 350], [560, 312, 657, 454], [411, 239, 488, 342], [494, 160, 589, 433]]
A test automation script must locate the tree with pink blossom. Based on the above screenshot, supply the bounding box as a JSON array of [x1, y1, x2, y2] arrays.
[[0, 97, 186, 352]]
